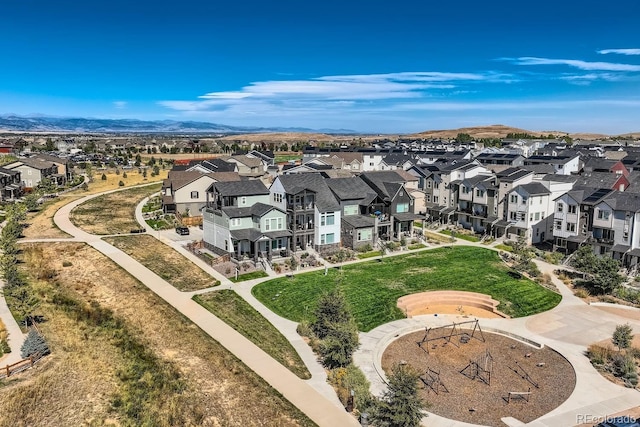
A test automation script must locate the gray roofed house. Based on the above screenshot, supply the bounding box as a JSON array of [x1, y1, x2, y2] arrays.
[[275, 173, 340, 212], [210, 180, 270, 197], [515, 182, 551, 196]]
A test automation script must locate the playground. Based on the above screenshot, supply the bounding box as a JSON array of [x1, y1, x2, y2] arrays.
[[381, 324, 576, 427]]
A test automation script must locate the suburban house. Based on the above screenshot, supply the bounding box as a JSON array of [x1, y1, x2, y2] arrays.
[[0, 168, 22, 200], [503, 177, 574, 244], [34, 154, 73, 184], [474, 152, 525, 167], [269, 173, 342, 252], [4, 158, 59, 189], [326, 177, 379, 250], [456, 174, 500, 234], [175, 158, 238, 173], [359, 171, 421, 239], [552, 188, 615, 254], [524, 154, 582, 175], [589, 192, 640, 266], [222, 155, 267, 177], [161, 170, 241, 216], [202, 180, 291, 261]]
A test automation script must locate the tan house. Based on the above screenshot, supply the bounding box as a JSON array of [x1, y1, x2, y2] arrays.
[[4, 158, 59, 189], [162, 171, 241, 216], [221, 155, 267, 177]]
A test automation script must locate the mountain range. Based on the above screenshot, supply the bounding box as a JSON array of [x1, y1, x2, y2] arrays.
[[0, 115, 356, 134]]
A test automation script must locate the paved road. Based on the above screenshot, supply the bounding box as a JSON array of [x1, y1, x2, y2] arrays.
[[52, 189, 359, 427]]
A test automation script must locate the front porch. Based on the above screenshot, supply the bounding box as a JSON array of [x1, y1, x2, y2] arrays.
[[230, 229, 292, 262]]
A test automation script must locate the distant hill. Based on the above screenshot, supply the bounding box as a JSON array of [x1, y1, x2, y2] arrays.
[[409, 124, 569, 139], [0, 115, 356, 134]]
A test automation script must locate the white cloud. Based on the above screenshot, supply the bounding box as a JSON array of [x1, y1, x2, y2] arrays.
[[509, 57, 640, 71], [598, 49, 640, 56], [113, 101, 127, 109]]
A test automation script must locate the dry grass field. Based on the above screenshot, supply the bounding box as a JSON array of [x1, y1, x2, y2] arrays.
[[409, 124, 568, 140], [69, 183, 161, 235], [104, 235, 219, 291], [21, 170, 167, 240], [0, 242, 315, 427]]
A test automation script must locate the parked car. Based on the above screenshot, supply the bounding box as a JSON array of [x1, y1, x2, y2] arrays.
[[175, 226, 190, 236]]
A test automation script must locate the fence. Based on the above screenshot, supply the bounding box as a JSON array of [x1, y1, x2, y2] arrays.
[[0, 352, 46, 379], [175, 212, 202, 227]]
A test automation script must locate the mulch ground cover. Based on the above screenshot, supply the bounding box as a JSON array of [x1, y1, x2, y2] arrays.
[[382, 329, 576, 426]]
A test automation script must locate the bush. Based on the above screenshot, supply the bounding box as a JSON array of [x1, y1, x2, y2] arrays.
[[20, 329, 50, 359], [357, 243, 373, 253], [543, 251, 564, 264], [118, 180, 125, 187], [122, 172, 128, 178], [62, 261, 72, 267], [587, 344, 612, 365], [0, 339, 10, 355], [296, 319, 314, 337], [327, 364, 373, 411], [574, 287, 590, 299], [101, 173, 107, 181]]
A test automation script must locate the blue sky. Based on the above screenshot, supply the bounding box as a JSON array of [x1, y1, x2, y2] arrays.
[[2, 0, 640, 134]]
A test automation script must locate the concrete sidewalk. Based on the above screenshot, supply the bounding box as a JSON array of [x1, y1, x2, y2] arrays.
[[54, 190, 360, 427], [0, 280, 26, 366]]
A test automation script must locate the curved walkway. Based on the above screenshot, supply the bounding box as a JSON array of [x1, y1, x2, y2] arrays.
[[0, 279, 26, 366], [53, 188, 359, 427]]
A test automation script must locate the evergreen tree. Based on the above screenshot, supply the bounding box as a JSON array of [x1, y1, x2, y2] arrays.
[[312, 289, 352, 339], [319, 321, 360, 368], [20, 329, 50, 359], [370, 364, 426, 427], [612, 323, 634, 351]]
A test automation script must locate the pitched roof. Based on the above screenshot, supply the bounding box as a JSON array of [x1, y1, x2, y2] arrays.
[[602, 192, 640, 212], [213, 180, 269, 197], [275, 173, 340, 212], [325, 177, 377, 202], [513, 182, 550, 196], [222, 202, 283, 218]]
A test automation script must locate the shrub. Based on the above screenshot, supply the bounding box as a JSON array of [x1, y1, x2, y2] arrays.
[[587, 344, 611, 365], [357, 243, 373, 253], [20, 329, 50, 359], [101, 173, 107, 180], [118, 180, 125, 187], [612, 323, 634, 351], [296, 319, 314, 337], [327, 364, 373, 411], [0, 339, 10, 355], [543, 251, 564, 264], [62, 261, 72, 267], [122, 172, 128, 178], [574, 287, 590, 299]]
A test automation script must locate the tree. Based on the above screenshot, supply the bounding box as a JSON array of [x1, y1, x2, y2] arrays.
[[101, 173, 107, 181], [312, 289, 353, 339], [612, 323, 634, 351], [44, 138, 56, 151], [318, 321, 360, 368], [23, 193, 40, 212], [455, 133, 472, 143], [370, 363, 426, 427], [20, 329, 50, 359], [571, 245, 623, 294], [118, 180, 125, 187]]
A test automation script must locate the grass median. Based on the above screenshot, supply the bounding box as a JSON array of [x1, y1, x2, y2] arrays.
[[253, 246, 561, 332], [104, 234, 218, 291], [70, 183, 161, 235], [194, 290, 311, 379]]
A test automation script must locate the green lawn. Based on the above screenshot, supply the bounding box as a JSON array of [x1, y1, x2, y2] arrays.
[[194, 290, 311, 379], [274, 154, 302, 164], [230, 270, 269, 282], [439, 229, 480, 242], [252, 246, 561, 332]]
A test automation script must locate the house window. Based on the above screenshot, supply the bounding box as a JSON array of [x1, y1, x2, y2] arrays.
[[554, 220, 562, 230], [510, 211, 517, 221], [230, 218, 241, 227], [273, 193, 283, 203], [426, 181, 432, 189], [568, 205, 577, 214], [529, 213, 534, 222], [510, 194, 517, 203], [426, 194, 431, 203], [357, 229, 372, 241], [344, 205, 358, 216], [433, 196, 439, 203], [476, 189, 484, 197], [320, 233, 335, 244], [566, 222, 576, 232], [240, 196, 247, 206], [190, 191, 199, 199], [320, 213, 335, 226], [396, 203, 409, 213], [265, 217, 283, 231], [462, 186, 470, 194], [557, 203, 564, 213], [522, 198, 528, 205], [597, 209, 610, 220], [535, 212, 540, 221]]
